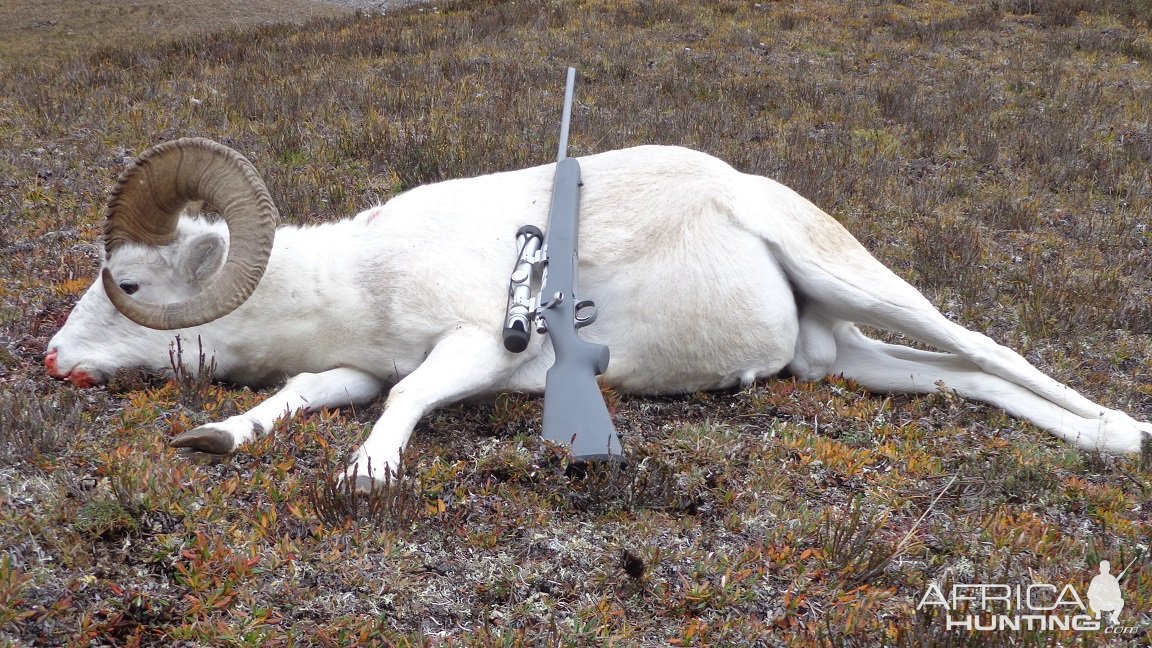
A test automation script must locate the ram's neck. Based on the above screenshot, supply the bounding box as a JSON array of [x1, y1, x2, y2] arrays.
[[195, 220, 383, 385]]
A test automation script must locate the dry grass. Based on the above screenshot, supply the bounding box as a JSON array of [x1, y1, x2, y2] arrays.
[[1, 0, 1150, 645], [0, 0, 350, 65]]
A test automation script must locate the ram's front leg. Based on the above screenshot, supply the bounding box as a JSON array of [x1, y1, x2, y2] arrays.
[[346, 328, 523, 491], [171, 367, 385, 454]]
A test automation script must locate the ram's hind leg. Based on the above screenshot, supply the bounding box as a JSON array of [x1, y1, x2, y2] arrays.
[[790, 313, 1148, 452], [745, 179, 1148, 452], [171, 367, 385, 454]]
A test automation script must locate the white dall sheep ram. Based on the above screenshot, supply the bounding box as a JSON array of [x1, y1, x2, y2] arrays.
[[46, 138, 1151, 489]]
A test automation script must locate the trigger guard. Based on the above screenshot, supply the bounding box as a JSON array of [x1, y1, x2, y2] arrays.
[[574, 299, 597, 328]]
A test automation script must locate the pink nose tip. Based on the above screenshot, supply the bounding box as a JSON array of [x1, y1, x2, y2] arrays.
[[44, 350, 61, 376], [44, 350, 95, 387]]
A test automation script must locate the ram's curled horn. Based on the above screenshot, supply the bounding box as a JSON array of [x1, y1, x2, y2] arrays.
[[101, 137, 279, 330]]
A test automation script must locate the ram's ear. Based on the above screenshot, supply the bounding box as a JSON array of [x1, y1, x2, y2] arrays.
[[181, 233, 228, 282]]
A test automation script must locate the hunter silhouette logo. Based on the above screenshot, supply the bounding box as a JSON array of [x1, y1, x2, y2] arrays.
[[1087, 561, 1124, 624], [917, 552, 1143, 635]]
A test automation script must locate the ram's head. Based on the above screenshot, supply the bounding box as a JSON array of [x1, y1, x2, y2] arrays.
[[44, 138, 279, 386]]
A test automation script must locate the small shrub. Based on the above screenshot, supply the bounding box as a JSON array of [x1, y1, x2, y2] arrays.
[[0, 384, 82, 464], [1013, 259, 1124, 340], [910, 216, 986, 311], [72, 497, 137, 539], [168, 335, 217, 410], [564, 453, 683, 515], [0, 554, 35, 627], [818, 496, 895, 585], [307, 460, 423, 531], [974, 193, 1038, 231]]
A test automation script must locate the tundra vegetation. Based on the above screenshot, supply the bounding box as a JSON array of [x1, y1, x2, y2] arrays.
[[1, 0, 1150, 645]]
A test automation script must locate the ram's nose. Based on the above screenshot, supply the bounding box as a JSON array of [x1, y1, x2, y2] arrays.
[[44, 349, 62, 376], [44, 350, 96, 388]]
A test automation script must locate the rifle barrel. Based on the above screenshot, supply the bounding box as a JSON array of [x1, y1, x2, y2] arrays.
[[556, 66, 576, 161]]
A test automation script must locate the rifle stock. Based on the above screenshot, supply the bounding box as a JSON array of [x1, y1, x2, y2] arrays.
[[541, 331, 620, 460]]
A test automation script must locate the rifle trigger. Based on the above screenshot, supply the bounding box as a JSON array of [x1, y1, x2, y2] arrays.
[[574, 299, 598, 328]]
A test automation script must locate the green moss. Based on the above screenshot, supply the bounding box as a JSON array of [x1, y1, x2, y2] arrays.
[[73, 498, 137, 539]]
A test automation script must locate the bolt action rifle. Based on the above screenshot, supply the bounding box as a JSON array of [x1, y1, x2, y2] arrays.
[[501, 67, 623, 464]]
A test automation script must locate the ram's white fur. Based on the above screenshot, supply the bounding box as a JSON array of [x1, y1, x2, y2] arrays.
[[47, 145, 1151, 483]]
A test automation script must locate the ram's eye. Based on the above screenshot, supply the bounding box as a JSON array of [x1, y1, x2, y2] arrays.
[[118, 282, 139, 295]]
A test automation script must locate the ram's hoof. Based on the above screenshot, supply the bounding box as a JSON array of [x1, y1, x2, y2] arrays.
[[170, 426, 235, 455], [339, 469, 396, 494], [354, 475, 380, 494]]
